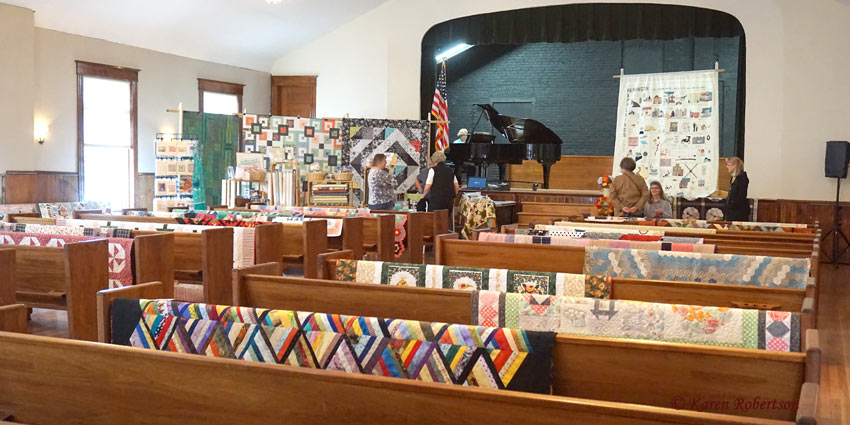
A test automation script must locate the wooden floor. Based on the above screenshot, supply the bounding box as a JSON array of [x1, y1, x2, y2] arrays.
[[23, 266, 850, 424]]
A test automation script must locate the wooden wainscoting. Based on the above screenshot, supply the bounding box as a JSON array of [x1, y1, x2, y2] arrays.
[[507, 155, 733, 192], [757, 199, 850, 263], [2, 171, 79, 204]]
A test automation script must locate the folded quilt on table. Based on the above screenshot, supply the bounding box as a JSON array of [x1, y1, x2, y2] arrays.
[[0, 230, 133, 288], [111, 298, 556, 394], [335, 259, 611, 298], [478, 232, 715, 253], [471, 291, 801, 352], [582, 246, 810, 289]]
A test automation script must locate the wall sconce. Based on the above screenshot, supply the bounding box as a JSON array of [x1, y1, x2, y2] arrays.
[[34, 121, 49, 144]]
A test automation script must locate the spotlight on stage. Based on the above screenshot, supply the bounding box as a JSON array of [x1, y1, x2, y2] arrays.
[[435, 43, 472, 62]]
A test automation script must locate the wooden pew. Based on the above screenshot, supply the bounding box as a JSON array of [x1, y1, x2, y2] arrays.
[[433, 234, 813, 313], [0, 250, 27, 333], [1, 331, 812, 425], [195, 271, 817, 422], [1, 233, 174, 341], [78, 213, 335, 278], [97, 275, 818, 423]]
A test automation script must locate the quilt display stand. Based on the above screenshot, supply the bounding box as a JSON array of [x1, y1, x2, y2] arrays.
[[823, 176, 850, 266]]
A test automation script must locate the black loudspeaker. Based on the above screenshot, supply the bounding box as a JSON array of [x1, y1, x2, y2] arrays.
[[825, 141, 850, 178]]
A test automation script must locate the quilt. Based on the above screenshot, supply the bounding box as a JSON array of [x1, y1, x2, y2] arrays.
[[111, 298, 556, 394], [478, 232, 715, 253], [458, 196, 496, 240], [242, 114, 343, 187], [182, 111, 240, 209], [582, 246, 810, 289], [341, 118, 429, 205], [335, 259, 611, 298], [612, 70, 719, 199], [471, 291, 800, 352], [0, 231, 133, 288]]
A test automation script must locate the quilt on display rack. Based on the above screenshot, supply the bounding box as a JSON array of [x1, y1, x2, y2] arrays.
[[613, 70, 720, 199], [335, 259, 611, 298], [478, 232, 716, 254], [341, 118, 429, 205], [111, 298, 556, 394], [0, 231, 133, 288], [471, 291, 800, 352], [582, 246, 810, 289], [241, 114, 343, 183]]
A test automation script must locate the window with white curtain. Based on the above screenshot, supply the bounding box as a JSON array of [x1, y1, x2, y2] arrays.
[[77, 61, 138, 210]]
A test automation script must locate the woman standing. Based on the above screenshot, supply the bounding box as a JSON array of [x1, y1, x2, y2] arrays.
[[610, 157, 650, 217], [422, 151, 460, 213], [725, 157, 750, 221], [367, 154, 396, 210], [643, 181, 673, 218]]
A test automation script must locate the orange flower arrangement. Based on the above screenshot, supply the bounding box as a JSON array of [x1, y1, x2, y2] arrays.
[[594, 196, 613, 216]]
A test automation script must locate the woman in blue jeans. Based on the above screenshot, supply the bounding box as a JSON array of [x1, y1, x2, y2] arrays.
[[367, 154, 396, 210]]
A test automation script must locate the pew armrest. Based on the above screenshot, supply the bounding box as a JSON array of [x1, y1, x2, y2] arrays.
[[318, 249, 355, 280], [0, 304, 28, 333], [805, 329, 821, 385], [795, 382, 818, 425], [96, 281, 166, 343], [806, 276, 816, 289]]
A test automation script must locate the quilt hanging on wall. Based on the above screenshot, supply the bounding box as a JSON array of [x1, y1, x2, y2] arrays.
[[241, 114, 342, 181], [612, 70, 719, 199], [182, 112, 240, 210], [341, 118, 429, 205]]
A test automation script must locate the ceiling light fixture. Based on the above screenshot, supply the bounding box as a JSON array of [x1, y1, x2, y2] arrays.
[[265, 0, 282, 4], [435, 43, 473, 63]]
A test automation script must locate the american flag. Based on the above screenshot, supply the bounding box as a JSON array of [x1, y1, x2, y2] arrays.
[[431, 61, 450, 151]]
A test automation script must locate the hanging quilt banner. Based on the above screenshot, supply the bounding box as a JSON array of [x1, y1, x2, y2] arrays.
[[613, 70, 719, 199], [341, 119, 429, 205]]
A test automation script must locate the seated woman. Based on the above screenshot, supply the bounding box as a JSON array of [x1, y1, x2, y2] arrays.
[[367, 154, 396, 210], [610, 157, 649, 217], [643, 181, 673, 219]]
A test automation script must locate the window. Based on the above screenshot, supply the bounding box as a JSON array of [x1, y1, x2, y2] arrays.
[[198, 78, 244, 115], [76, 61, 139, 210]]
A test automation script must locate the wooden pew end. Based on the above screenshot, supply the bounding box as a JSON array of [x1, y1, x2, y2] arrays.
[[96, 281, 167, 343], [317, 250, 355, 280], [0, 304, 28, 333]]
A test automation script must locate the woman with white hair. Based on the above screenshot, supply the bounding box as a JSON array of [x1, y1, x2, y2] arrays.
[[422, 150, 460, 213], [452, 128, 469, 144]]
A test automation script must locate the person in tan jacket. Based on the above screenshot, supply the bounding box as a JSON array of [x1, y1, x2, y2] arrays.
[[610, 157, 650, 217]]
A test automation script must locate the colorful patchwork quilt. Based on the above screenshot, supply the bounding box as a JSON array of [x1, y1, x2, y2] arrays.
[[111, 298, 556, 394], [478, 232, 715, 253], [0, 230, 133, 288], [335, 259, 611, 298], [582, 247, 810, 289], [472, 291, 801, 352]]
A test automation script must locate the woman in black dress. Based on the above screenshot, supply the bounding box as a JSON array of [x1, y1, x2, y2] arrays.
[[725, 157, 750, 221]]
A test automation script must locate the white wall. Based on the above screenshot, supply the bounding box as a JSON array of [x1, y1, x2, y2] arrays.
[[0, 3, 35, 173], [272, 0, 850, 201], [32, 28, 271, 173]]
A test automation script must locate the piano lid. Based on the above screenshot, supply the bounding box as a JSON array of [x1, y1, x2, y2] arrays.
[[476, 104, 563, 145]]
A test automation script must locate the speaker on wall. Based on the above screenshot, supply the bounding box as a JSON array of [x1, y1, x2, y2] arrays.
[[825, 141, 850, 178]]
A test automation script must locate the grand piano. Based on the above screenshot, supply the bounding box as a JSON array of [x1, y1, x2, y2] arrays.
[[445, 104, 562, 189]]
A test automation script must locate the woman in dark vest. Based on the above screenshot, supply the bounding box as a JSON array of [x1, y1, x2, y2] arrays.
[[725, 157, 750, 221], [422, 151, 460, 212]]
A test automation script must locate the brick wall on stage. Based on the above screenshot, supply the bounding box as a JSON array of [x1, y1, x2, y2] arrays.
[[445, 37, 741, 160]]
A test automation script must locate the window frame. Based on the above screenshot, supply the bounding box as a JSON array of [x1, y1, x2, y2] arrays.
[[198, 78, 244, 114], [76, 60, 139, 205]]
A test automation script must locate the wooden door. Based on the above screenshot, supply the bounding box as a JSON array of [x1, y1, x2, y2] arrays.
[[271, 76, 316, 117]]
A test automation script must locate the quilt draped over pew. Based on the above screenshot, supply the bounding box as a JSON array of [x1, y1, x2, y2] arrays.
[[111, 298, 556, 394], [478, 232, 716, 253], [582, 246, 810, 289], [0, 230, 133, 288], [335, 259, 611, 298], [472, 291, 801, 352]]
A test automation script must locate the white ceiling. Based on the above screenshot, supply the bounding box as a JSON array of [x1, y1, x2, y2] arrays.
[[3, 0, 388, 72]]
